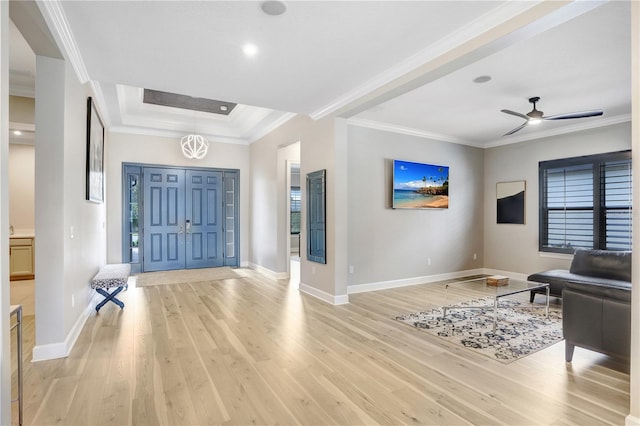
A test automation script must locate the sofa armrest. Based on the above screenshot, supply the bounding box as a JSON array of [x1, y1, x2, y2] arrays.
[[564, 281, 631, 303], [563, 284, 631, 360]]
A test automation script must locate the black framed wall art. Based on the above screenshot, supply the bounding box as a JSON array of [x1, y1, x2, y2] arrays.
[[86, 97, 105, 203]]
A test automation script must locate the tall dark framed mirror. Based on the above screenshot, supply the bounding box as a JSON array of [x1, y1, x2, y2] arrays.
[[306, 169, 326, 264]]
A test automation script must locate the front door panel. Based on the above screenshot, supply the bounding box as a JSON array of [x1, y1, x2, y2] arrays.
[[186, 170, 224, 269], [143, 168, 186, 272]]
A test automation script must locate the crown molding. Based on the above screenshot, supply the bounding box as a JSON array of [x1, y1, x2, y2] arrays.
[[108, 125, 251, 146], [247, 112, 297, 144], [9, 83, 35, 98], [310, 1, 540, 121], [9, 122, 35, 132], [347, 114, 632, 150], [347, 118, 483, 147], [483, 114, 632, 148], [38, 0, 90, 84], [89, 80, 111, 127]]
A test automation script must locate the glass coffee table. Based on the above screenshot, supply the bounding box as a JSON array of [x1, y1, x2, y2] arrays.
[[442, 276, 549, 331]]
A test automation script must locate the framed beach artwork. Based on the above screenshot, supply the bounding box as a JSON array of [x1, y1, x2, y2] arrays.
[[86, 97, 105, 203], [392, 159, 449, 209], [496, 180, 525, 224]]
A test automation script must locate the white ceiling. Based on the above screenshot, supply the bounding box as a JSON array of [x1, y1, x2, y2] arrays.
[[9, 19, 36, 98], [8, 1, 632, 147], [354, 0, 631, 147]]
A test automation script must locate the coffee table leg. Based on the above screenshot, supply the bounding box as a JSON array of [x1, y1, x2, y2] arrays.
[[545, 286, 550, 318], [493, 297, 498, 332]]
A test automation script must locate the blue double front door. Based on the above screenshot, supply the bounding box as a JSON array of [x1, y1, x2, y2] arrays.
[[142, 167, 237, 272]]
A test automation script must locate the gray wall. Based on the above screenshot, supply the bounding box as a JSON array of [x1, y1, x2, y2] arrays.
[[347, 125, 484, 287], [483, 122, 632, 275]]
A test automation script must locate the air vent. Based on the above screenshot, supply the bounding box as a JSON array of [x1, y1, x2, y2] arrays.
[[143, 89, 237, 115]]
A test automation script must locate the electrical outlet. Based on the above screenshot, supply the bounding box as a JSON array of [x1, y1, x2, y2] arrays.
[[70, 226, 74, 239], [427, 258, 431, 266], [71, 294, 75, 308], [349, 265, 354, 274], [312, 266, 316, 274], [473, 253, 477, 260]]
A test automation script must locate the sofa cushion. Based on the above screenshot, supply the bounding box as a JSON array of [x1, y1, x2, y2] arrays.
[[528, 269, 630, 297], [569, 249, 631, 282], [527, 269, 574, 295]]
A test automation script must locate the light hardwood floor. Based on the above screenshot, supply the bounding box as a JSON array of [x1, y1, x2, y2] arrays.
[[10, 269, 630, 425]]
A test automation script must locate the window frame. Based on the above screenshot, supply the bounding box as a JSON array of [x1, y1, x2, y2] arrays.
[[538, 150, 631, 254]]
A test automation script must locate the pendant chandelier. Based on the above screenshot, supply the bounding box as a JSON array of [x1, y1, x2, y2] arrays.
[[180, 134, 209, 159], [180, 113, 209, 159]]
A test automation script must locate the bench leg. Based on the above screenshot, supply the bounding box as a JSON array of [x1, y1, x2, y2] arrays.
[[95, 287, 125, 312]]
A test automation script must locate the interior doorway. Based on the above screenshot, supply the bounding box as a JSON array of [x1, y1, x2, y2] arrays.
[[289, 162, 301, 260]]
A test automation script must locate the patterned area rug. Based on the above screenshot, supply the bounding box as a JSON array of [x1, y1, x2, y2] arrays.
[[394, 297, 563, 363], [135, 267, 247, 287]]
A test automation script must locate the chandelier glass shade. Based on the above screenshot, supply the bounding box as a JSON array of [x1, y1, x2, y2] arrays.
[[180, 134, 209, 159]]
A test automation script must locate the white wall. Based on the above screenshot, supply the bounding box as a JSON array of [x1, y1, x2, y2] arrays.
[[8, 144, 34, 233], [250, 115, 338, 299], [0, 2, 11, 421], [33, 55, 107, 360], [347, 125, 485, 289], [106, 132, 250, 266], [483, 122, 631, 275]]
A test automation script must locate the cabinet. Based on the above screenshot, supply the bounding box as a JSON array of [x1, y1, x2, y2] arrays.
[[10, 238, 34, 280]]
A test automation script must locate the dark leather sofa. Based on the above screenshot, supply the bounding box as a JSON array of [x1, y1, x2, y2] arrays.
[[527, 249, 632, 361]]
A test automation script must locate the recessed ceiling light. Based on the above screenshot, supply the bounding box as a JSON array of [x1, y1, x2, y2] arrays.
[[261, 1, 287, 16], [473, 75, 492, 84], [12, 130, 22, 136], [242, 43, 258, 57], [220, 105, 228, 112]]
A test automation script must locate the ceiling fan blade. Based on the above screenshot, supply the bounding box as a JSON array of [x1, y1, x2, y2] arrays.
[[543, 110, 603, 120], [501, 109, 530, 120], [503, 121, 528, 136]]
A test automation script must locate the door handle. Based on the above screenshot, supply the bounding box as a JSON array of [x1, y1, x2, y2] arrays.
[[185, 220, 191, 234], [178, 224, 184, 234]]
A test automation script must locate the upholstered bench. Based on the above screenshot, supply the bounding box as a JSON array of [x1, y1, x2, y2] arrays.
[[90, 263, 131, 312]]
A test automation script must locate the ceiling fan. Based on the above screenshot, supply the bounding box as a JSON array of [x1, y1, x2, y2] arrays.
[[501, 96, 603, 136]]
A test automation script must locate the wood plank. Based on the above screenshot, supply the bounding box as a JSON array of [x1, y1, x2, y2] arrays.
[[12, 267, 629, 425]]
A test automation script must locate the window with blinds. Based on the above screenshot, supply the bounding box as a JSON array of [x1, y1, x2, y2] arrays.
[[539, 150, 631, 253], [290, 187, 301, 234]]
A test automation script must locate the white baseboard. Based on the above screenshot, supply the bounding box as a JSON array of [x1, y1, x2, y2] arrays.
[[347, 268, 485, 294], [248, 262, 289, 280], [32, 291, 100, 362], [626, 414, 640, 426], [299, 282, 349, 305], [240, 261, 250, 268]]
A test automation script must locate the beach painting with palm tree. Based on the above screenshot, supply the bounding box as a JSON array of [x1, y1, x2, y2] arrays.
[[393, 159, 449, 209]]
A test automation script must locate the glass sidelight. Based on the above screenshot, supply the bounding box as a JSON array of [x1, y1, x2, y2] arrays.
[[123, 165, 142, 272]]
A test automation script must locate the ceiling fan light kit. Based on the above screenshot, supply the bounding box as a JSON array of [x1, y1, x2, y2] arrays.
[[501, 96, 603, 136]]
